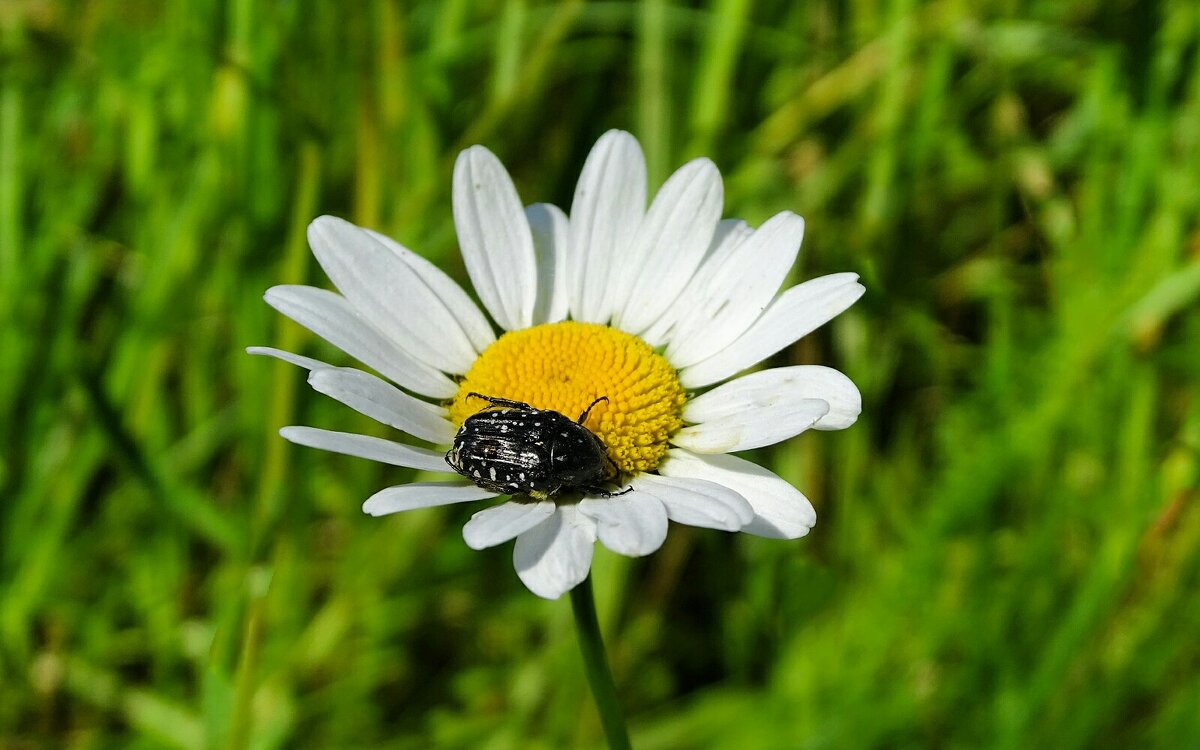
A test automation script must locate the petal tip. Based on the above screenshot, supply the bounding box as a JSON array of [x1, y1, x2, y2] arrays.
[[361, 490, 395, 517], [600, 128, 636, 142], [262, 285, 289, 305], [461, 529, 488, 551], [307, 214, 343, 238], [455, 144, 499, 175]]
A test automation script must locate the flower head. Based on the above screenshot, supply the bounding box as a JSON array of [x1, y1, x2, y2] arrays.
[[252, 130, 865, 599]]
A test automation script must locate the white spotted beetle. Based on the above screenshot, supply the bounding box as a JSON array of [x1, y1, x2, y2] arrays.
[[445, 393, 630, 499]]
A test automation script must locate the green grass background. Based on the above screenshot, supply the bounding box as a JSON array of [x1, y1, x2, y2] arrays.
[[3, 0, 1199, 748]]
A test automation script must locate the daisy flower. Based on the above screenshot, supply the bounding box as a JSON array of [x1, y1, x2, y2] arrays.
[[251, 130, 865, 600]]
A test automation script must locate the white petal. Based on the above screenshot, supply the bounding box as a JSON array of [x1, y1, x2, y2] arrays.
[[307, 216, 478, 373], [671, 399, 829, 453], [363, 229, 496, 354], [630, 474, 753, 531], [264, 285, 457, 399], [568, 130, 647, 324], [667, 212, 806, 367], [246, 346, 331, 372], [681, 273, 865, 388], [307, 367, 455, 444], [611, 158, 723, 333], [578, 491, 669, 557], [452, 145, 537, 331], [462, 500, 556, 550], [279, 426, 453, 472], [685, 365, 861, 431], [363, 482, 498, 516], [525, 203, 570, 325], [638, 309, 676, 350], [513, 505, 597, 599], [639, 219, 752, 347], [660, 449, 816, 538]]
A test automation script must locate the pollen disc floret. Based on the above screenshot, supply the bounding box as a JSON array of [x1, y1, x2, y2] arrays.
[[448, 321, 685, 474]]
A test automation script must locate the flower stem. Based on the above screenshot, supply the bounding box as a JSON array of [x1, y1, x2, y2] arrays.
[[569, 575, 632, 750]]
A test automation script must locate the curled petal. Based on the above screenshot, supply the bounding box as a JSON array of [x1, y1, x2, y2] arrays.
[[363, 482, 498, 516], [307, 367, 455, 444], [671, 399, 830, 453], [578, 490, 669, 556], [463, 501, 557, 550], [630, 474, 753, 531], [660, 449, 817, 538], [279, 426, 453, 472], [513, 505, 597, 599], [685, 365, 861, 431], [246, 346, 330, 372]]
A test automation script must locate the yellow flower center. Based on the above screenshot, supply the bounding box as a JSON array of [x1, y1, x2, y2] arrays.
[[448, 321, 685, 474]]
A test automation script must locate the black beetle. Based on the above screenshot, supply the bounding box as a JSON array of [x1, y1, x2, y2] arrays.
[[445, 393, 629, 499]]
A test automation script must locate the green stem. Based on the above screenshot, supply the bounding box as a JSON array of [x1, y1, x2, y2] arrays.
[[569, 575, 632, 750]]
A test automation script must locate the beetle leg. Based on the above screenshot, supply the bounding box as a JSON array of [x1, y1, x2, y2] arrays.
[[577, 395, 609, 424], [586, 485, 633, 498], [466, 392, 534, 410]]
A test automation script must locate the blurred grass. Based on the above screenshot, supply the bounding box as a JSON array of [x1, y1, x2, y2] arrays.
[[2, 0, 1199, 748]]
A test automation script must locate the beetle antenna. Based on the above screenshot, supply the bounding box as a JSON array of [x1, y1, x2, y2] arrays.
[[467, 393, 533, 410], [578, 395, 609, 424]]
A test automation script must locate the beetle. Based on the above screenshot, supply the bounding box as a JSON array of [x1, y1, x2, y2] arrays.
[[445, 392, 630, 499]]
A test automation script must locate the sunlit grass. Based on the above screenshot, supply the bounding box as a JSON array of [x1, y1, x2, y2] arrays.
[[1, 1, 1198, 748]]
